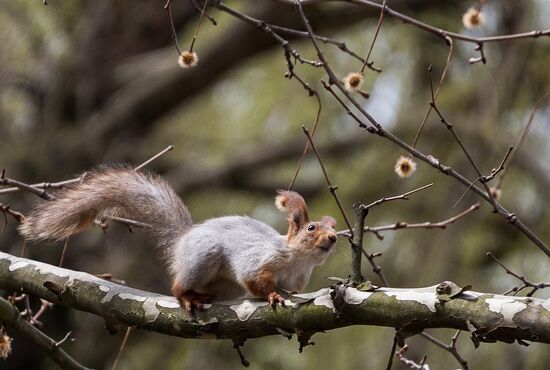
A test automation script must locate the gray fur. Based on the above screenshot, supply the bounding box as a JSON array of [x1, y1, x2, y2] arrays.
[[170, 216, 320, 298]]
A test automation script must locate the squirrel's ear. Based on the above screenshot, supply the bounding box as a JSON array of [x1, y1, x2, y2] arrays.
[[321, 216, 337, 229], [275, 190, 310, 240]]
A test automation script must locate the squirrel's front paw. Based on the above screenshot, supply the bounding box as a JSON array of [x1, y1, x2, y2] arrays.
[[267, 291, 285, 308]]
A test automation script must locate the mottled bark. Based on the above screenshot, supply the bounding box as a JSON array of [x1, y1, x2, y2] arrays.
[[1, 252, 549, 345]]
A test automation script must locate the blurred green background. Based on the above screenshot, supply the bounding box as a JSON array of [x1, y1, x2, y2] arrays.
[[1, 1, 549, 369]]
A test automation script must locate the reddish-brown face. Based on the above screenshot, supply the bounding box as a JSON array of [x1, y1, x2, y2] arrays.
[[299, 218, 338, 261]]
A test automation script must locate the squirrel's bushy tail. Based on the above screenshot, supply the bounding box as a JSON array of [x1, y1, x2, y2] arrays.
[[19, 166, 192, 249]]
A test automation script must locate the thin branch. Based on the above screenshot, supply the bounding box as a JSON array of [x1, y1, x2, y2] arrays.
[[395, 345, 429, 370], [216, 1, 322, 102], [350, 203, 367, 284], [54, 331, 74, 348], [0, 145, 173, 196], [296, 0, 550, 256], [1, 203, 25, 232], [337, 203, 480, 238], [95, 216, 152, 233], [428, 69, 498, 211], [0, 173, 86, 196], [346, 0, 550, 45], [233, 341, 250, 367], [385, 335, 398, 370], [31, 299, 53, 326], [487, 252, 550, 297], [360, 0, 386, 73], [188, 0, 209, 52], [411, 38, 453, 149], [479, 146, 514, 184], [364, 183, 433, 210], [421, 331, 469, 370], [288, 93, 322, 190], [164, 0, 182, 55], [0, 170, 55, 200], [495, 92, 550, 190], [302, 126, 353, 234], [134, 145, 174, 171], [58, 237, 70, 267], [268, 24, 381, 72], [0, 297, 91, 370], [111, 326, 132, 370]]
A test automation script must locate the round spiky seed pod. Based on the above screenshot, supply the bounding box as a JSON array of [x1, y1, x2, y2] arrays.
[[394, 155, 417, 178], [343, 72, 364, 92], [178, 51, 199, 69], [462, 7, 485, 29]]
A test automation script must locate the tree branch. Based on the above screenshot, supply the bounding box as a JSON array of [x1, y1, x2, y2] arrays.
[[1, 252, 549, 346], [0, 296, 91, 370]]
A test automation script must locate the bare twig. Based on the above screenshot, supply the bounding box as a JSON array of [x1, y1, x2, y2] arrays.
[[191, 0, 217, 25], [302, 126, 353, 234], [360, 0, 386, 73], [276, 0, 550, 45], [395, 345, 429, 370], [233, 341, 250, 367], [288, 94, 322, 190], [338, 203, 479, 238], [95, 216, 152, 233], [296, 0, 550, 257], [188, 0, 209, 53], [0, 170, 55, 201], [495, 92, 550, 190], [58, 237, 70, 267], [111, 326, 132, 370], [421, 331, 469, 370], [487, 252, 550, 296], [1, 203, 25, 232], [428, 68, 499, 211], [350, 203, 367, 284], [164, 0, 182, 55], [0, 145, 173, 196], [31, 299, 53, 326], [346, 0, 550, 46], [364, 183, 433, 210], [134, 145, 174, 171], [0, 297, 91, 370], [411, 38, 453, 149], [54, 331, 74, 348], [479, 146, 514, 184], [385, 336, 398, 370]]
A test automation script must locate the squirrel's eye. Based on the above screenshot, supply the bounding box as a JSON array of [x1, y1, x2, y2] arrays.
[[307, 224, 316, 231]]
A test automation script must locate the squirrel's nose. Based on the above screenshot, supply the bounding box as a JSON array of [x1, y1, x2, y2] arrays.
[[329, 233, 337, 243]]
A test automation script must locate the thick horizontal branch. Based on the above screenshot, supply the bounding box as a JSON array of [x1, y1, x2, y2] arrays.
[[0, 252, 549, 346]]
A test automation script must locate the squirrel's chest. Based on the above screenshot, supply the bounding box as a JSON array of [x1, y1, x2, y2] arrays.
[[276, 261, 314, 293]]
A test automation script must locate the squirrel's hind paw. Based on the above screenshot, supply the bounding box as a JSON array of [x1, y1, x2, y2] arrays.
[[175, 290, 213, 314]]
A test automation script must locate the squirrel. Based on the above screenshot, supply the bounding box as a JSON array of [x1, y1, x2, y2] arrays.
[[18, 166, 338, 312]]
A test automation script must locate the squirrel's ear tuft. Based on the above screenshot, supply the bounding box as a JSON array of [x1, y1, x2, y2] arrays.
[[321, 216, 337, 229], [275, 190, 310, 241], [275, 191, 287, 211]]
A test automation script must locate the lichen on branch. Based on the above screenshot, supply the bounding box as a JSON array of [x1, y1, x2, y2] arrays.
[[0, 252, 549, 346]]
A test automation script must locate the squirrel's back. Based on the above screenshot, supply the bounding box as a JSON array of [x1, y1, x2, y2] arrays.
[[19, 166, 192, 250], [173, 216, 286, 267]]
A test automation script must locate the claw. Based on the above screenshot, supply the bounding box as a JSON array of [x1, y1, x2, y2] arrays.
[[176, 290, 213, 314], [268, 291, 285, 308]]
